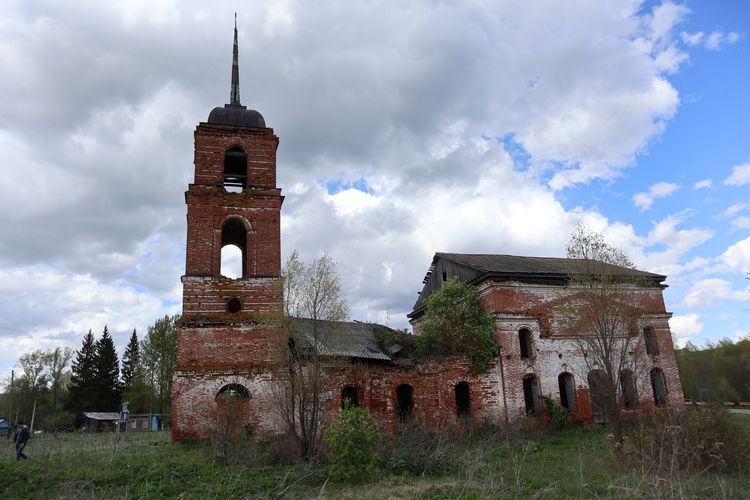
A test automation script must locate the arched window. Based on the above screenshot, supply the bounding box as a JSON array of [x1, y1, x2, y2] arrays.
[[519, 328, 533, 359], [455, 381, 470, 417], [558, 372, 576, 414], [522, 375, 541, 416], [220, 245, 243, 279], [396, 384, 413, 422], [216, 383, 250, 400], [650, 368, 668, 406], [221, 218, 247, 278], [621, 369, 638, 410], [215, 383, 250, 436], [341, 386, 359, 408], [644, 326, 659, 356], [587, 369, 608, 424], [223, 146, 247, 191]]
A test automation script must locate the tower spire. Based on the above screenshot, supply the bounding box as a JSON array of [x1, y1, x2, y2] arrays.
[[230, 13, 241, 105]]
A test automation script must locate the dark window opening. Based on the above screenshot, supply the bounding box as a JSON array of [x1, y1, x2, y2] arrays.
[[455, 381, 470, 417], [442, 271, 447, 281], [558, 372, 576, 414], [644, 327, 659, 356], [621, 369, 638, 410], [223, 146, 247, 191], [227, 298, 242, 313], [396, 384, 413, 422], [650, 368, 668, 406], [341, 386, 359, 408], [588, 369, 609, 423], [221, 218, 247, 278], [216, 383, 250, 400], [522, 375, 541, 416], [519, 328, 532, 359]]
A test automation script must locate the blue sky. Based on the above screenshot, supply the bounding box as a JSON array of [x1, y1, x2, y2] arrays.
[[0, 0, 748, 383]]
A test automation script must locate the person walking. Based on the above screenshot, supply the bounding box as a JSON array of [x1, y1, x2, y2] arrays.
[[14, 421, 30, 460]]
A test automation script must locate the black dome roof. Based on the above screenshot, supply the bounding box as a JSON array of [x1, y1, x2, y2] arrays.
[[208, 104, 265, 128]]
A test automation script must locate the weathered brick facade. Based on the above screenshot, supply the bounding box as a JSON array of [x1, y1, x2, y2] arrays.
[[171, 34, 683, 442]]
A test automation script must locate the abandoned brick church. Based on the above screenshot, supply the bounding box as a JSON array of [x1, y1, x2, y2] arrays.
[[171, 27, 683, 442]]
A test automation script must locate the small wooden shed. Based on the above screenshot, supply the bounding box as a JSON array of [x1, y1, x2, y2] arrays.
[[75, 412, 120, 432], [0, 419, 10, 437], [125, 414, 166, 432]]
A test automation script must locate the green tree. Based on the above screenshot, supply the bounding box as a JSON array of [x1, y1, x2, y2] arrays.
[[141, 315, 178, 415], [94, 326, 121, 411], [46, 347, 73, 411], [121, 329, 139, 389], [416, 277, 498, 374], [67, 330, 98, 412]]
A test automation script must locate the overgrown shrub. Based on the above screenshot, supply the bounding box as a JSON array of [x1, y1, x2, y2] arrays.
[[324, 406, 380, 482], [541, 395, 570, 431], [628, 407, 750, 473], [417, 277, 499, 374]]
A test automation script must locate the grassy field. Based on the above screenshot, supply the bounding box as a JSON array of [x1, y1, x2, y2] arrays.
[[1, 415, 748, 498]]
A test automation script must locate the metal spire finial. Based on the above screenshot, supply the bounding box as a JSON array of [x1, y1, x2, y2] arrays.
[[230, 13, 241, 105]]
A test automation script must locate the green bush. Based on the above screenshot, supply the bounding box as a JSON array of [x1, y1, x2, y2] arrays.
[[324, 405, 380, 482], [541, 395, 570, 431]]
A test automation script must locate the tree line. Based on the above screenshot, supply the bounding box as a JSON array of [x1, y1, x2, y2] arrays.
[[675, 337, 750, 403], [1, 315, 178, 431]]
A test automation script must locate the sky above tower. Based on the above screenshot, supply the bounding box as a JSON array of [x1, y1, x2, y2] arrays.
[[0, 0, 748, 381]]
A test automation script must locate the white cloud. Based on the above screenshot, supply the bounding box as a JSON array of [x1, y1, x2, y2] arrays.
[[669, 313, 703, 346], [705, 31, 740, 50], [724, 162, 750, 186], [731, 216, 750, 230], [719, 237, 750, 274], [682, 278, 750, 307], [633, 181, 680, 211], [680, 31, 704, 46], [692, 178, 712, 189], [721, 202, 748, 217], [643, 213, 713, 274]]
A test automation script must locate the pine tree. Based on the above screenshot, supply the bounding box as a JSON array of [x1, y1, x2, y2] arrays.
[[67, 330, 97, 411], [121, 329, 139, 389], [94, 326, 121, 411]]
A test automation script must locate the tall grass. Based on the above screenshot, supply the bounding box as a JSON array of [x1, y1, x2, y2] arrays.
[[2, 412, 748, 498]]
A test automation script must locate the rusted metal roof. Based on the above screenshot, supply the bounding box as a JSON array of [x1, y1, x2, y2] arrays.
[[436, 253, 664, 279], [410, 252, 667, 317], [289, 318, 392, 361], [78, 412, 120, 421]]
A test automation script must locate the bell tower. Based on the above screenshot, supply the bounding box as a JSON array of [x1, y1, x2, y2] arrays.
[[172, 17, 285, 441]]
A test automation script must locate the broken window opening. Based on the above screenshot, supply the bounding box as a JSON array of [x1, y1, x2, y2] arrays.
[[396, 384, 414, 422], [221, 218, 247, 278], [650, 368, 668, 406], [455, 381, 471, 417], [587, 369, 609, 424], [621, 369, 638, 410], [519, 328, 533, 359], [341, 386, 359, 409], [220, 245, 243, 279], [216, 383, 250, 400], [558, 372, 576, 414], [223, 146, 247, 191], [522, 375, 541, 416], [644, 326, 659, 356]]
